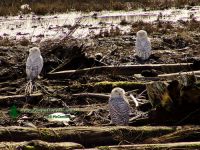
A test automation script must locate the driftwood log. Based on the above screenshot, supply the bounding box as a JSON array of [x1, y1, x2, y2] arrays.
[[64, 81, 147, 93], [135, 70, 200, 81], [146, 81, 172, 111], [0, 93, 43, 107], [145, 127, 200, 144], [158, 70, 200, 80], [48, 63, 192, 79], [146, 77, 200, 110], [0, 140, 83, 150], [98, 141, 200, 150], [0, 126, 175, 147], [72, 93, 110, 100], [144, 77, 200, 125], [72, 93, 147, 107]]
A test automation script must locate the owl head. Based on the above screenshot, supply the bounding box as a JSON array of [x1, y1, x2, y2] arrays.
[[136, 30, 148, 39], [29, 47, 41, 55], [111, 87, 126, 97]]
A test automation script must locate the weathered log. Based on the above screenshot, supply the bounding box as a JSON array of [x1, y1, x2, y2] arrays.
[[97, 141, 200, 150], [158, 70, 200, 80], [146, 76, 200, 109], [145, 127, 200, 144], [72, 92, 146, 107], [48, 63, 192, 79], [0, 140, 83, 150], [50, 55, 106, 73], [144, 78, 200, 125], [135, 70, 200, 81], [146, 81, 173, 111], [0, 93, 43, 107], [0, 126, 176, 147], [65, 81, 147, 93], [0, 87, 16, 94], [72, 93, 110, 100]]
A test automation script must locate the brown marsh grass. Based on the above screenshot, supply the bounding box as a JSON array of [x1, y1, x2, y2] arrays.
[[0, 0, 199, 16]]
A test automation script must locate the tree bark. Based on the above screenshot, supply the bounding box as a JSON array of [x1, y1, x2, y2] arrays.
[[72, 93, 110, 100], [98, 141, 200, 150], [0, 126, 176, 147], [0, 93, 43, 107], [64, 81, 147, 93], [48, 63, 192, 79], [145, 127, 200, 144], [0, 140, 83, 150], [158, 70, 200, 79]]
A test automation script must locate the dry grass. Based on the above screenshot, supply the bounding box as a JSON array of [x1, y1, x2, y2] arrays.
[[0, 0, 199, 16], [131, 19, 200, 36]]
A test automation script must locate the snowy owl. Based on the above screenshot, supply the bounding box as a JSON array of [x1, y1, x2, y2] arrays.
[[135, 30, 151, 60], [20, 4, 31, 11], [109, 87, 130, 126], [26, 47, 43, 81]]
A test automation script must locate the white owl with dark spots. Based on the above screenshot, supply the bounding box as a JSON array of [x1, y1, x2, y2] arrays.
[[26, 47, 43, 81], [109, 87, 130, 126], [135, 30, 151, 60]]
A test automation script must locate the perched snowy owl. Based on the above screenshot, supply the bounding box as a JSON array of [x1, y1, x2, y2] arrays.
[[26, 47, 43, 81], [109, 87, 130, 126], [135, 30, 151, 60], [20, 4, 31, 11]]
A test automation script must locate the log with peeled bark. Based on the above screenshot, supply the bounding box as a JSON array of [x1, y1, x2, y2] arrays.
[[96, 141, 200, 150], [158, 70, 200, 80], [48, 63, 192, 79], [0, 140, 83, 150], [0, 126, 176, 147], [72, 92, 110, 100], [135, 70, 200, 81]]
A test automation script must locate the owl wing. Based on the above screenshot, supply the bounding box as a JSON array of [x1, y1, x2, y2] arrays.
[[36, 56, 43, 75], [109, 97, 130, 125], [26, 56, 43, 80], [135, 38, 143, 51], [26, 56, 32, 80], [145, 38, 151, 52]]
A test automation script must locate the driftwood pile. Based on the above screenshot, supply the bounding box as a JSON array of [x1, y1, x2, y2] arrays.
[[0, 42, 200, 149]]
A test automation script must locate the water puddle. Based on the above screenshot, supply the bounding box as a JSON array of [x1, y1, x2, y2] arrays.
[[0, 6, 200, 43]]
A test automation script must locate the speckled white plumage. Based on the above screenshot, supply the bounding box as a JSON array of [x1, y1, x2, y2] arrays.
[[26, 47, 43, 81], [109, 87, 130, 126], [135, 30, 151, 60]]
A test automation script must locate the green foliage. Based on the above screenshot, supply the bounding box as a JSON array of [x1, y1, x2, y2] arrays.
[[9, 105, 20, 119]]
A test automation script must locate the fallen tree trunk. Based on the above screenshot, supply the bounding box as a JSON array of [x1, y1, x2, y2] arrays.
[[145, 127, 200, 144], [135, 71, 200, 81], [65, 81, 147, 93], [48, 63, 192, 79], [0, 140, 83, 150], [99, 141, 200, 150], [72, 93, 110, 100], [158, 70, 200, 79], [0, 93, 43, 107], [144, 77, 200, 125], [146, 81, 172, 111], [72, 92, 147, 106], [0, 126, 176, 147], [146, 76, 200, 110]]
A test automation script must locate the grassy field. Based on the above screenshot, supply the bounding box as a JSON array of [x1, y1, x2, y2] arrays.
[[0, 0, 199, 16]]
